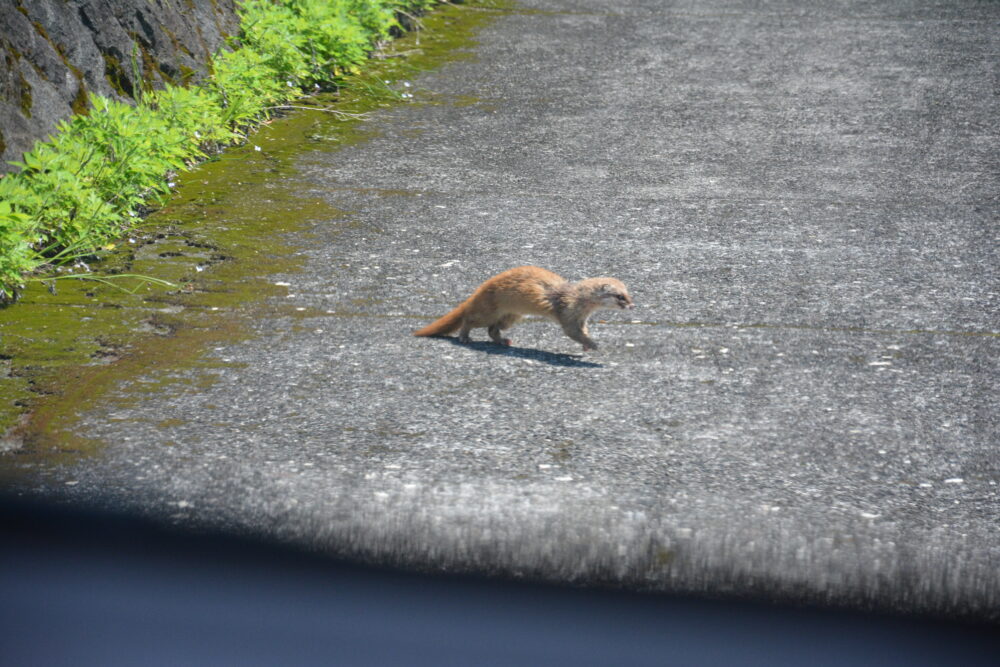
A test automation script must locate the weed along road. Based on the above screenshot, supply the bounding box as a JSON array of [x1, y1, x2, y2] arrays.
[[5, 0, 999, 619]]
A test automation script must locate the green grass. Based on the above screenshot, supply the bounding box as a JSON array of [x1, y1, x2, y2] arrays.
[[0, 0, 438, 303]]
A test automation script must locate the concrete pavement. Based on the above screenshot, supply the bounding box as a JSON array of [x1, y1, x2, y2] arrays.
[[9, 0, 999, 618]]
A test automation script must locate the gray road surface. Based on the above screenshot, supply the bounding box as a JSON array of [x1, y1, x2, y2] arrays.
[[13, 0, 1000, 617]]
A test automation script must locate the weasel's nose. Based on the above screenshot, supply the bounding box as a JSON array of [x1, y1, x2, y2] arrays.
[[625, 302, 635, 310]]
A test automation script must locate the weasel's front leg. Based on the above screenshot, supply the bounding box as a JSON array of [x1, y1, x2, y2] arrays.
[[561, 321, 598, 351]]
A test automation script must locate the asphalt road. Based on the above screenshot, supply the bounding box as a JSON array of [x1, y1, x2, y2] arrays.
[[13, 0, 1000, 617]]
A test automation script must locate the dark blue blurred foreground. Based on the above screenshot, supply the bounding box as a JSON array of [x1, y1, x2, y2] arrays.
[[1, 496, 996, 666]]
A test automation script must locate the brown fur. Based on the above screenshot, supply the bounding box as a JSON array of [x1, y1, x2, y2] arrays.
[[413, 266, 634, 351]]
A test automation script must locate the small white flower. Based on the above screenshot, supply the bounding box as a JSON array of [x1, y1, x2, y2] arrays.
[[254, 145, 261, 152], [403, 81, 411, 87]]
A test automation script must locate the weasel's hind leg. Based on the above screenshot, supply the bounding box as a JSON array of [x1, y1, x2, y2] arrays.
[[488, 314, 520, 346], [458, 319, 473, 343]]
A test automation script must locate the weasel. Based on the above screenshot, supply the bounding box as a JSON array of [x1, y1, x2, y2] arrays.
[[413, 266, 634, 351]]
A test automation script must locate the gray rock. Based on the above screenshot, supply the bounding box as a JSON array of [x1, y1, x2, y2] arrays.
[[0, 0, 239, 171]]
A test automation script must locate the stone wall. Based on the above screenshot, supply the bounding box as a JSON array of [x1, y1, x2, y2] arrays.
[[0, 0, 240, 173]]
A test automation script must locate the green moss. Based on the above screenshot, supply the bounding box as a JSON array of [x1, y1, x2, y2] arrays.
[[162, 24, 196, 84], [103, 53, 133, 97], [31, 22, 52, 47], [177, 64, 196, 85], [70, 79, 88, 116], [64, 61, 85, 101], [4, 45, 32, 117], [172, 28, 194, 58], [17, 69, 32, 117]]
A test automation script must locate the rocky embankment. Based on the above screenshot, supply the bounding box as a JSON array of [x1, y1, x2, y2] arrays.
[[0, 0, 239, 172]]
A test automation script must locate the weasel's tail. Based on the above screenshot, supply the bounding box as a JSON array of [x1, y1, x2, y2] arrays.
[[413, 301, 467, 337]]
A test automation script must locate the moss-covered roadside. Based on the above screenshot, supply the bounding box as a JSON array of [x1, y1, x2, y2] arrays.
[[0, 0, 443, 301], [0, 1, 513, 470]]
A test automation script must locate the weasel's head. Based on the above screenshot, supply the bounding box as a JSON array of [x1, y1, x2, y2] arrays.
[[582, 278, 635, 311]]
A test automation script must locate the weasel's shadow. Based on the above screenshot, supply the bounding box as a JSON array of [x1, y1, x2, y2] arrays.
[[438, 336, 603, 368]]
